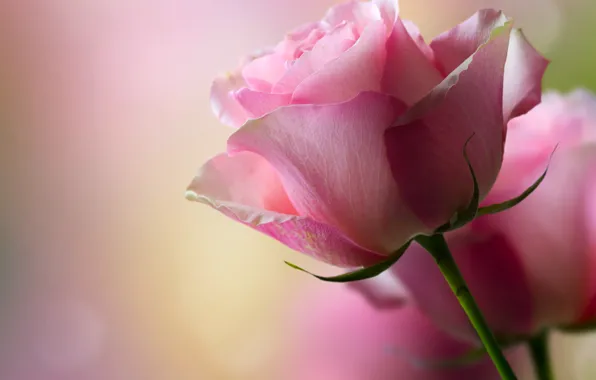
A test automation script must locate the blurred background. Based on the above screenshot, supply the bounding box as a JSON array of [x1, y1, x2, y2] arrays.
[[1, 0, 595, 378]]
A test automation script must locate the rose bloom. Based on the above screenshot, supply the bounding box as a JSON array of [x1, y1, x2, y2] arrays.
[[187, 0, 547, 267], [354, 89, 596, 341], [281, 282, 535, 380]]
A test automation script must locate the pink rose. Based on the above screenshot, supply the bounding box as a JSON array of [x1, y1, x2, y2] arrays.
[[353, 89, 596, 340], [281, 283, 533, 380], [187, 0, 547, 267]]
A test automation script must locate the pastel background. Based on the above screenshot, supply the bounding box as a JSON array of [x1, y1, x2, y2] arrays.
[[0, 0, 594, 379]]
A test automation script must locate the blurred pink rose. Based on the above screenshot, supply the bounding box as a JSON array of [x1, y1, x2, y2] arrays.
[[353, 89, 596, 341], [281, 283, 534, 380], [187, 0, 547, 267]]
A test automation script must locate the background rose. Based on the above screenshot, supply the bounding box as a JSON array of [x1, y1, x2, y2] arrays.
[[281, 281, 535, 380], [187, 0, 548, 267], [353, 89, 596, 342]]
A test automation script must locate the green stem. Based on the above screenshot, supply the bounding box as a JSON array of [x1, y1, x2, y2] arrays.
[[416, 234, 517, 380], [528, 330, 553, 380]]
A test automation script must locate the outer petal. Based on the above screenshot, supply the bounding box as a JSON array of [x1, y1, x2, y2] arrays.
[[381, 18, 443, 105], [186, 152, 384, 267], [241, 53, 288, 92], [228, 92, 429, 255], [402, 20, 437, 63], [234, 88, 291, 119], [430, 9, 509, 75], [210, 72, 251, 128], [393, 222, 534, 342], [291, 21, 387, 104], [283, 283, 534, 380], [385, 15, 511, 229], [430, 9, 547, 122], [210, 51, 274, 128], [502, 29, 549, 121]]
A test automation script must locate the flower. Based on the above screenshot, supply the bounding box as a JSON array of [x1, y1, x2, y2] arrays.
[[187, 0, 547, 267], [281, 282, 533, 380], [352, 89, 596, 340]]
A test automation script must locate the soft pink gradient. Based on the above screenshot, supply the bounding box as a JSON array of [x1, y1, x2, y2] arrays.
[[281, 282, 535, 380], [188, 0, 547, 267], [353, 90, 596, 342]]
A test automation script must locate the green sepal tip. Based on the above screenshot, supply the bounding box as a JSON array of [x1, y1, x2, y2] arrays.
[[284, 240, 412, 283]]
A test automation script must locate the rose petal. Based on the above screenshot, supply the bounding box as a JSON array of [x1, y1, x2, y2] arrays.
[[241, 53, 288, 92], [210, 50, 275, 128], [385, 15, 511, 229], [393, 221, 534, 342], [228, 92, 429, 254], [285, 22, 323, 40], [273, 23, 358, 94], [430, 9, 509, 74], [291, 21, 387, 104], [276, 22, 326, 59], [373, 0, 399, 31], [186, 152, 384, 267], [502, 29, 549, 121], [381, 18, 443, 105], [188, 152, 297, 217], [300, 23, 359, 69], [402, 20, 436, 63], [234, 88, 291, 119], [210, 72, 251, 128], [323, 0, 381, 33]]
